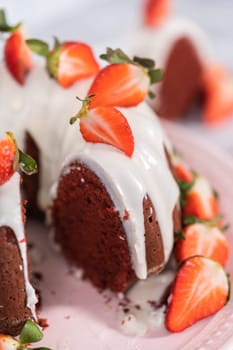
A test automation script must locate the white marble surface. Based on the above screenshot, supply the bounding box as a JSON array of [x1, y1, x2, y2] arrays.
[[1, 0, 233, 154]]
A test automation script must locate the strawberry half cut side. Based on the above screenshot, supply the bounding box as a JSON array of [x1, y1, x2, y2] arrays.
[[70, 96, 134, 157], [88, 48, 163, 109], [166, 256, 230, 332], [182, 176, 219, 220], [175, 223, 229, 266], [26, 38, 99, 88]]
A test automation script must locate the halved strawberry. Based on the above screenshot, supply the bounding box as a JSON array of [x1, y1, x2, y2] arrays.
[[171, 154, 193, 182], [0, 133, 17, 185], [182, 176, 219, 220], [88, 63, 150, 109], [26, 38, 99, 88], [203, 65, 233, 124], [70, 96, 134, 157], [87, 48, 163, 109], [4, 31, 32, 85], [0, 132, 37, 186], [166, 256, 230, 332], [175, 223, 229, 266], [0, 335, 18, 349], [144, 0, 170, 28]]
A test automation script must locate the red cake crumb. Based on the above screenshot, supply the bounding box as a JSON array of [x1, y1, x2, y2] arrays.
[[123, 210, 129, 220], [38, 318, 49, 330]]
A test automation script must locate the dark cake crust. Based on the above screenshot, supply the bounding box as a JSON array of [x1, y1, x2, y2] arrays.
[[157, 37, 203, 119], [0, 226, 32, 336], [52, 161, 173, 292]]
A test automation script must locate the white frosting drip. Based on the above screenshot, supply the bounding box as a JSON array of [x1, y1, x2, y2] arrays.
[[116, 270, 175, 336], [0, 60, 179, 281], [0, 173, 37, 318], [60, 102, 179, 279]]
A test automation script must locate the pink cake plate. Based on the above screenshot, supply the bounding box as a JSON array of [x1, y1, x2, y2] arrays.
[[29, 121, 233, 350]]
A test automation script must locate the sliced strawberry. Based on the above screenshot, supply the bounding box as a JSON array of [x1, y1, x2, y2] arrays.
[[0, 133, 17, 185], [70, 96, 134, 156], [88, 63, 150, 109], [4, 31, 32, 85], [79, 106, 134, 156], [26, 38, 99, 88], [166, 256, 230, 332], [144, 0, 170, 28], [57, 42, 99, 88], [175, 223, 229, 266], [0, 334, 18, 349], [203, 65, 233, 124], [171, 154, 193, 182], [183, 176, 219, 220]]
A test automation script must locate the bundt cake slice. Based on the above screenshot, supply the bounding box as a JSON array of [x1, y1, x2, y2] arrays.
[[51, 93, 180, 292], [0, 133, 37, 336]]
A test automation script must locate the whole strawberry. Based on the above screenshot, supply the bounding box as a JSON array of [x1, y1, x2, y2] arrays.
[[26, 37, 99, 87], [0, 9, 32, 84], [0, 132, 37, 186]]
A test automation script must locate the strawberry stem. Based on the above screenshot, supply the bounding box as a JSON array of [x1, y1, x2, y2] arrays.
[[0, 9, 21, 33], [6, 131, 38, 175], [70, 94, 95, 124]]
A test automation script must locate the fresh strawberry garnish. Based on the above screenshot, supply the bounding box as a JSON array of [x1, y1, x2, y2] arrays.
[[88, 48, 163, 109], [144, 0, 170, 28], [0, 334, 18, 349], [26, 38, 99, 87], [203, 65, 233, 124], [182, 176, 219, 220], [0, 320, 51, 349], [0, 10, 32, 84], [4, 31, 32, 85], [166, 256, 230, 332], [0, 133, 17, 185], [172, 154, 193, 182], [175, 223, 229, 266], [70, 95, 134, 157], [0, 132, 37, 185]]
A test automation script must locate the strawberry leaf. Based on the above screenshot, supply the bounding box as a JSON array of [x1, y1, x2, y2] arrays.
[[18, 149, 38, 175], [26, 39, 49, 57], [148, 68, 163, 84], [133, 56, 155, 69], [0, 9, 21, 32], [19, 320, 43, 345], [100, 47, 131, 64], [175, 230, 186, 241], [148, 90, 156, 99]]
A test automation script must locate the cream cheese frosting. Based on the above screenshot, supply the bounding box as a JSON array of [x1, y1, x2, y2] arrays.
[[59, 102, 179, 279], [0, 173, 37, 318], [0, 59, 179, 281]]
